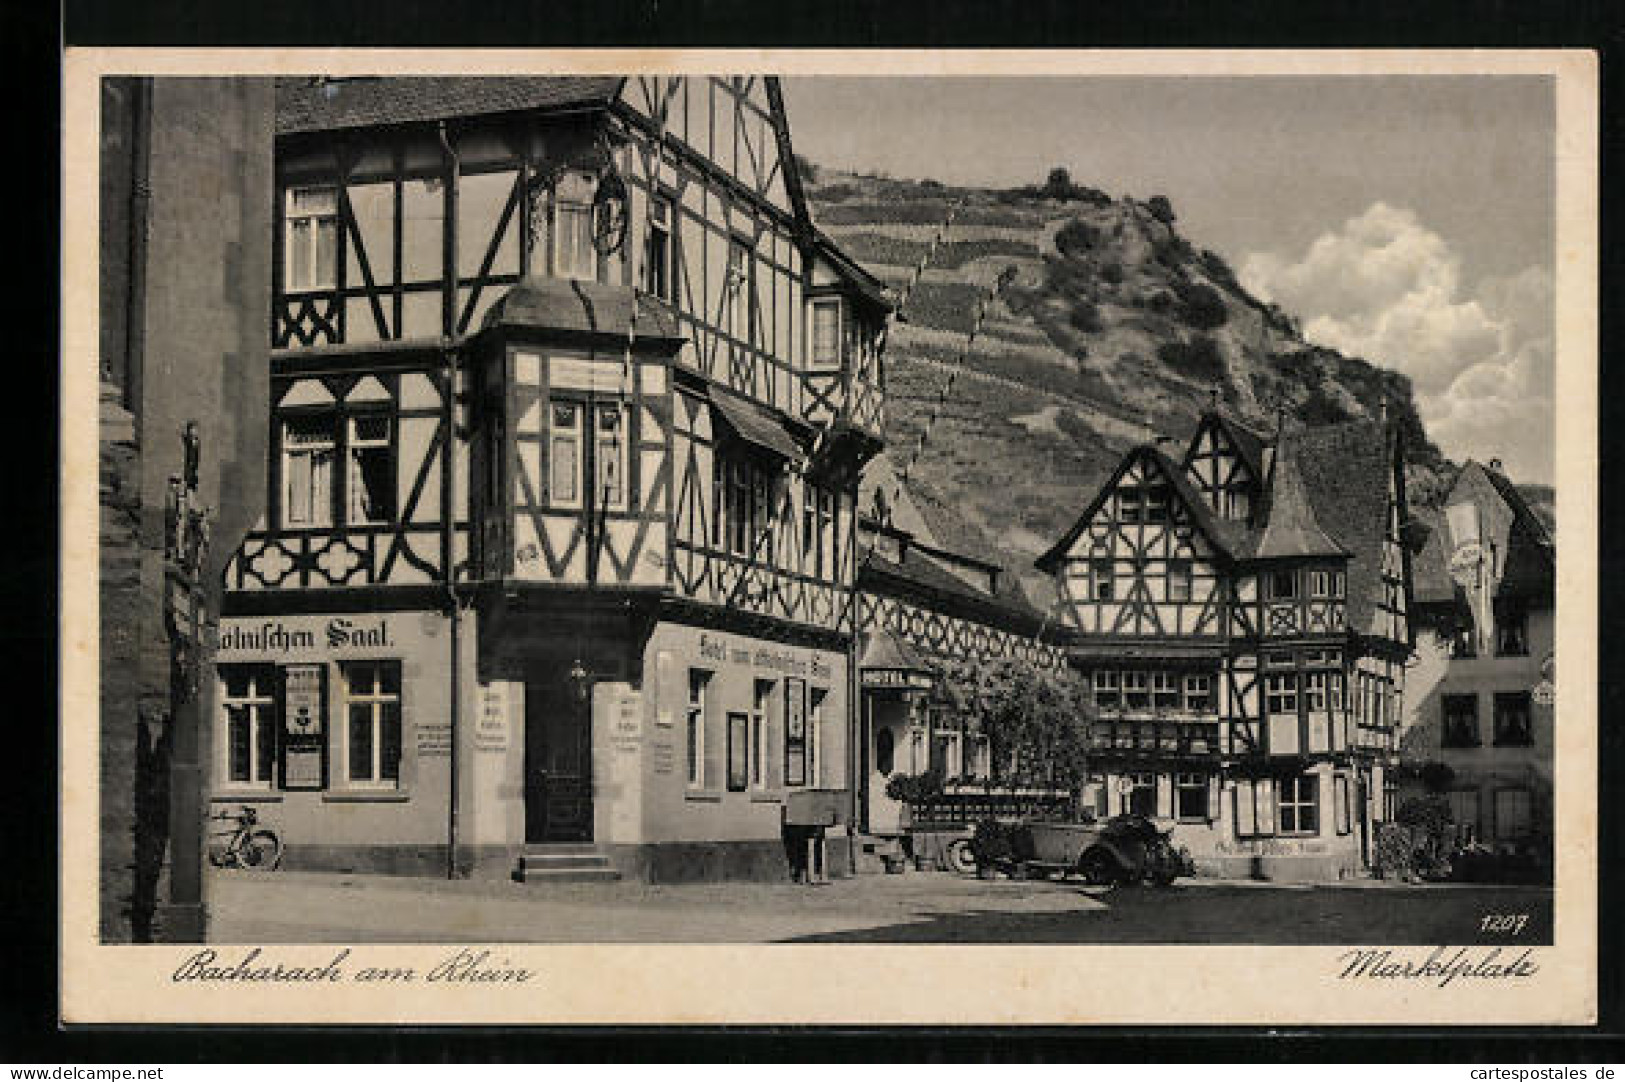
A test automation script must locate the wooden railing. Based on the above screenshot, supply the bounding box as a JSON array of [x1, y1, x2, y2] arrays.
[[907, 787, 1073, 827]]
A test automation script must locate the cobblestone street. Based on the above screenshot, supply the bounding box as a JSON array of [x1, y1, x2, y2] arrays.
[[208, 868, 1553, 945]]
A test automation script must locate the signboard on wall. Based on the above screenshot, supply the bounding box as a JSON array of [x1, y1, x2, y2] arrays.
[[281, 664, 325, 791]]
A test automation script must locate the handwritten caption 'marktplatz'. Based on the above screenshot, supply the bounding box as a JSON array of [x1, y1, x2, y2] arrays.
[[1336, 946, 1538, 988], [172, 948, 534, 984]]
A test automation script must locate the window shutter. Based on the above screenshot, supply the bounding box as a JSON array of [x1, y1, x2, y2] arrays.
[[1256, 778, 1279, 837], [1234, 779, 1257, 837], [1156, 773, 1173, 819], [704, 696, 724, 792], [766, 685, 784, 791], [1207, 775, 1221, 824]]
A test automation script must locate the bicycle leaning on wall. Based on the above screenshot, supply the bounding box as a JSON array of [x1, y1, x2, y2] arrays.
[[206, 805, 283, 870]]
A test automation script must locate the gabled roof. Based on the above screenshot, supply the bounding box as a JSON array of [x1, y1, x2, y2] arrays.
[[1458, 460, 1556, 603], [275, 76, 625, 135], [1185, 408, 1271, 482], [1253, 428, 1350, 560], [1035, 444, 1248, 573], [1292, 419, 1400, 636]]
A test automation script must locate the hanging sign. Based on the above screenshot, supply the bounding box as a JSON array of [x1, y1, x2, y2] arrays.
[[281, 664, 326, 791]]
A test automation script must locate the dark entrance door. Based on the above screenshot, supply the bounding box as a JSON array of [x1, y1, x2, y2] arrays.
[[524, 676, 593, 843]]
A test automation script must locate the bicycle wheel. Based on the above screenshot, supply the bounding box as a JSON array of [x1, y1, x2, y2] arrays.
[[241, 830, 283, 870]]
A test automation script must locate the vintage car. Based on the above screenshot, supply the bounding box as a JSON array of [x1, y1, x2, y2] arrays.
[[997, 813, 1190, 886]]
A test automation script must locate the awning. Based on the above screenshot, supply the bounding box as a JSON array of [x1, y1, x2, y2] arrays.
[[710, 386, 804, 464], [858, 628, 937, 691]]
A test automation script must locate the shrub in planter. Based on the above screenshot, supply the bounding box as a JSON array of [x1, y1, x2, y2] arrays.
[[885, 769, 946, 808], [1418, 761, 1457, 793]]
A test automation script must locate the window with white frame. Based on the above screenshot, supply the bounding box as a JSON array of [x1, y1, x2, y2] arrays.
[[686, 669, 709, 789], [1145, 484, 1170, 524], [220, 665, 278, 788], [1278, 773, 1319, 835], [750, 679, 773, 790], [1089, 554, 1114, 601], [1126, 772, 1158, 816], [1093, 670, 1121, 710], [284, 186, 338, 291], [549, 400, 583, 508], [341, 661, 402, 788], [642, 193, 674, 301], [1123, 670, 1150, 711], [1175, 772, 1209, 821], [1168, 559, 1193, 602], [810, 297, 843, 368], [1152, 671, 1180, 712], [346, 414, 395, 524], [1183, 673, 1213, 714], [1265, 672, 1298, 716], [553, 171, 597, 281], [1117, 487, 1144, 524], [1303, 671, 1328, 713], [282, 414, 336, 527]]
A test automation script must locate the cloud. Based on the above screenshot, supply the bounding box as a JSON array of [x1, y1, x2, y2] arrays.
[[1241, 204, 1554, 484]]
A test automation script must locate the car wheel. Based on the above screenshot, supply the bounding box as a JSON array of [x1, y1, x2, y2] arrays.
[[945, 839, 977, 876], [1079, 848, 1117, 886]]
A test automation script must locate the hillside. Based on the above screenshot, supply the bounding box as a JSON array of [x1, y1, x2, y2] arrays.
[[806, 168, 1469, 605]]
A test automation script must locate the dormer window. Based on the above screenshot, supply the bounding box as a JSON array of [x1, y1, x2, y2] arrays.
[[284, 186, 338, 292], [810, 297, 843, 368]]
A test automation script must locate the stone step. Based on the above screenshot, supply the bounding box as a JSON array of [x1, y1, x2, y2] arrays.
[[515, 847, 621, 884]]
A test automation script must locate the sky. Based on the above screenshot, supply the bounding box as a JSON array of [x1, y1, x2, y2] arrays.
[[781, 76, 1557, 485]]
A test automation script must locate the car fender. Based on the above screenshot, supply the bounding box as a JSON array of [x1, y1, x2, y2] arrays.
[[1083, 838, 1137, 872]]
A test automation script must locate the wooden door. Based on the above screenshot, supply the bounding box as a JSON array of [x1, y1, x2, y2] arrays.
[[524, 676, 594, 843]]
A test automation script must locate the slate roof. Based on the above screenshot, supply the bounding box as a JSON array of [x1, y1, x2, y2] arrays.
[[1252, 428, 1349, 560], [275, 76, 625, 135], [862, 546, 1047, 634], [1292, 419, 1396, 636], [1408, 510, 1456, 606], [1472, 462, 1556, 603], [479, 276, 683, 340]]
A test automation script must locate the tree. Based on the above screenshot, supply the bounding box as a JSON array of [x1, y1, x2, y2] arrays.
[[1147, 194, 1177, 223], [1041, 167, 1074, 200], [943, 658, 1093, 794]]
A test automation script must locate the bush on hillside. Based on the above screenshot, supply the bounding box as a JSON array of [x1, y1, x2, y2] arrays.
[[1099, 261, 1125, 285], [1174, 279, 1229, 330], [810, 183, 858, 203], [1054, 218, 1101, 258], [1147, 194, 1177, 223], [1152, 234, 1194, 268], [1199, 248, 1240, 288], [1157, 335, 1226, 384], [1068, 300, 1104, 334]]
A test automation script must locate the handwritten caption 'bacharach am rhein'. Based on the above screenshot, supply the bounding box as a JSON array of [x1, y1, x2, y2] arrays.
[[171, 948, 535, 984]]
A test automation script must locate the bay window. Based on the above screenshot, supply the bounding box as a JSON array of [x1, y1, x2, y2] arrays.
[[552, 171, 597, 281], [1093, 670, 1121, 710], [1183, 673, 1212, 714]]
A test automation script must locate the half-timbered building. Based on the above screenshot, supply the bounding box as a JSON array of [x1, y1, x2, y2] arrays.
[[217, 76, 889, 882], [1037, 407, 1415, 880], [851, 457, 1070, 861]]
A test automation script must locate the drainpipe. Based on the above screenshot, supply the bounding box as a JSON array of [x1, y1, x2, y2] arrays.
[[439, 121, 462, 880]]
